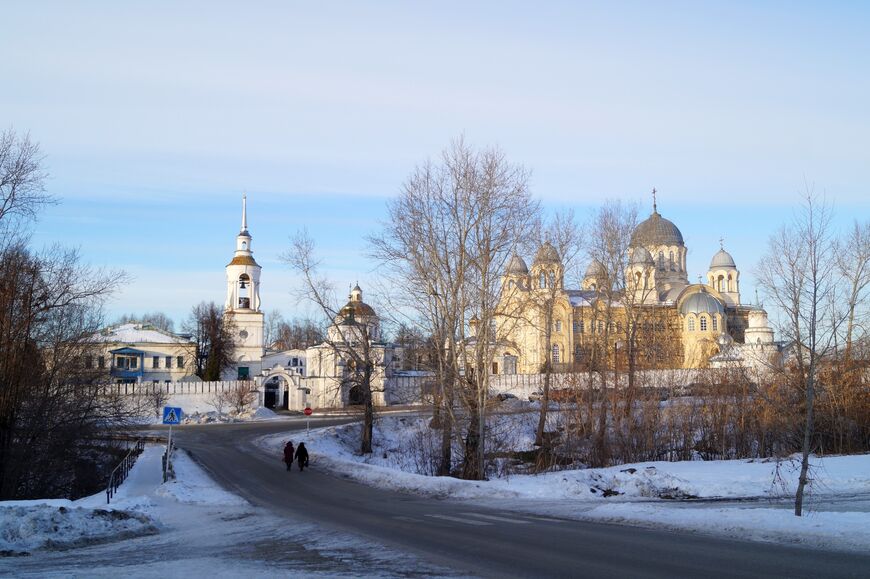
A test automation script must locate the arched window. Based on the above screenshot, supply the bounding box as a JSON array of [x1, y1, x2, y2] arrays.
[[555, 320, 562, 333], [727, 274, 733, 292], [508, 280, 515, 290], [241, 241, 247, 250], [717, 275, 724, 292], [552, 344, 560, 364], [578, 320, 584, 334], [669, 251, 675, 271], [549, 271, 556, 288], [658, 251, 664, 270], [539, 272, 546, 288], [635, 271, 642, 287], [687, 317, 695, 331], [700, 316, 708, 331], [712, 316, 718, 331]]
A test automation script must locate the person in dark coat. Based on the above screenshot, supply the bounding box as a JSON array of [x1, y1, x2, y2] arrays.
[[294, 442, 309, 472], [283, 441, 295, 471]]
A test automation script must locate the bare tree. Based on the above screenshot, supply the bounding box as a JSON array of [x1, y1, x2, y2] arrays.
[[532, 211, 583, 450], [836, 220, 870, 359], [0, 242, 127, 498], [283, 231, 381, 454], [114, 311, 176, 333], [371, 137, 539, 480], [270, 316, 324, 351], [184, 302, 237, 381], [757, 191, 841, 516], [0, 128, 54, 226]]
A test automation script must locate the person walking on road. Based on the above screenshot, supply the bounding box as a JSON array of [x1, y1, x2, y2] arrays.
[[283, 441, 295, 471], [295, 442, 309, 472]]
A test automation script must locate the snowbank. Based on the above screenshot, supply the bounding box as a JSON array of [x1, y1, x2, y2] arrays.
[[256, 415, 870, 552], [156, 450, 247, 506], [0, 504, 157, 555]]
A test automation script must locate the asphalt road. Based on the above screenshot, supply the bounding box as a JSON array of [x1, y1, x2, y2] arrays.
[[170, 419, 870, 579]]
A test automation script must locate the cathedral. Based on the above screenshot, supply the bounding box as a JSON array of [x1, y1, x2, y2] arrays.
[[494, 198, 779, 374]]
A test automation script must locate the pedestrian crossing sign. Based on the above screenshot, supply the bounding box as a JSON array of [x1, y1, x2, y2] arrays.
[[162, 406, 183, 425]]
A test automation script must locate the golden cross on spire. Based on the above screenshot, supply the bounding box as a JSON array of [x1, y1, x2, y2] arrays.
[[652, 187, 657, 213]]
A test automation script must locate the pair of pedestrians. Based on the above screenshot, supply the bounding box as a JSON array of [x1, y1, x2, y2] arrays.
[[283, 441, 309, 472]]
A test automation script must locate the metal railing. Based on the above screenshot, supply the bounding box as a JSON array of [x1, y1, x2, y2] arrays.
[[106, 438, 145, 504]]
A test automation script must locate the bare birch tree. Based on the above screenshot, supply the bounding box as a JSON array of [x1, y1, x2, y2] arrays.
[[757, 191, 841, 516], [532, 211, 583, 450], [370, 137, 538, 479]]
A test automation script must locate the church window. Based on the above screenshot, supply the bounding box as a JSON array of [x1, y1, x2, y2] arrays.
[[687, 317, 695, 331], [549, 271, 556, 288], [669, 251, 675, 271], [727, 274, 733, 292], [84, 355, 93, 369], [598, 321, 604, 333], [241, 241, 247, 250], [508, 280, 515, 290], [555, 320, 562, 333], [700, 316, 708, 331], [658, 251, 664, 270], [165, 356, 172, 369], [98, 356, 105, 369], [152, 356, 159, 369], [712, 317, 718, 331], [539, 272, 546, 288], [177, 356, 184, 368], [552, 344, 560, 364]]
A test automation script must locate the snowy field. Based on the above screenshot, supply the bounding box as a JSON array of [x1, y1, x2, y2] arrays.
[[258, 414, 870, 553], [0, 443, 455, 577]]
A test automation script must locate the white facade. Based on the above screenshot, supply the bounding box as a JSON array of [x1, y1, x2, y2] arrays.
[[223, 195, 265, 381], [87, 323, 197, 383]]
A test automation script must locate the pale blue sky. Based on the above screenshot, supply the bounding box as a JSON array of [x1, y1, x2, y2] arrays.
[[3, 1, 868, 326]]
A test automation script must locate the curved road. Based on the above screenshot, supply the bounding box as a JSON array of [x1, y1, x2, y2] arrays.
[[171, 419, 870, 578]]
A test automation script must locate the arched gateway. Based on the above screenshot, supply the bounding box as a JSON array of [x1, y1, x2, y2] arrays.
[[259, 366, 309, 411]]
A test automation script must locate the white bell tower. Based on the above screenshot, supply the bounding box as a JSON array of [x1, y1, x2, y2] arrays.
[[224, 194, 265, 379]]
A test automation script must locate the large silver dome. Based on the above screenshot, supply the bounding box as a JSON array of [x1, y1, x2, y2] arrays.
[[680, 291, 725, 316], [709, 249, 736, 269], [630, 211, 684, 247]]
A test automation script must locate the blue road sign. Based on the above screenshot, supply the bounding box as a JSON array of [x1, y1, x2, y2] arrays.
[[162, 406, 183, 425]]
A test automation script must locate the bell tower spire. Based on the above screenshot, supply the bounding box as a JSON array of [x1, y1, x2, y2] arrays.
[[241, 193, 248, 233]]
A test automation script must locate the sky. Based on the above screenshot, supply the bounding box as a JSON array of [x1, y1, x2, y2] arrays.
[[2, 1, 869, 328]]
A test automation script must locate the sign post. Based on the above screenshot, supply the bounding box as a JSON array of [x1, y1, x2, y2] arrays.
[[304, 406, 313, 436], [162, 406, 182, 482]]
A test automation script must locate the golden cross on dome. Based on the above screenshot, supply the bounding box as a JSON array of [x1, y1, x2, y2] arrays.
[[719, 236, 725, 250], [652, 188, 657, 213]]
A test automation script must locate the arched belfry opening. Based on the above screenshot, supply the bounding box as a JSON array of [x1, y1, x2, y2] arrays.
[[238, 273, 251, 309]]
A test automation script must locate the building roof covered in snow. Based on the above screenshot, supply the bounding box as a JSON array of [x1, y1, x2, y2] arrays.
[[90, 323, 192, 344]]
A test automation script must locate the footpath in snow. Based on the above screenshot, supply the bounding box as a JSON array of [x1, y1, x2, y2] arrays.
[[257, 415, 870, 553], [0, 439, 453, 577]]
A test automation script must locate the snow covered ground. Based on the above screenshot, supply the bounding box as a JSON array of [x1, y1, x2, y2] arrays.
[[0, 441, 455, 577], [257, 415, 870, 553]]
